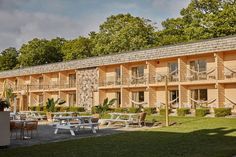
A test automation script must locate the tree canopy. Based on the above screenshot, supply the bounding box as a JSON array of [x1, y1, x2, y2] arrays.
[[0, 47, 18, 71], [1, 0, 236, 70]]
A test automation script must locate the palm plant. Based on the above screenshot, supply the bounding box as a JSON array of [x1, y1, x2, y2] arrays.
[[46, 98, 66, 112], [96, 98, 116, 117]]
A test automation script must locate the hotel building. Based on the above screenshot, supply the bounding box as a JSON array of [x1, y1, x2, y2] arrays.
[[0, 35, 236, 111]]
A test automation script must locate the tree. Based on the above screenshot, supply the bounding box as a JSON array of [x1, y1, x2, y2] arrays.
[[0, 47, 18, 71], [158, 0, 236, 45], [61, 37, 93, 61], [91, 13, 157, 56], [18, 38, 64, 67]]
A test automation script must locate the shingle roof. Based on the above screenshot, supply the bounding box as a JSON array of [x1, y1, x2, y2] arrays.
[[0, 35, 236, 78]]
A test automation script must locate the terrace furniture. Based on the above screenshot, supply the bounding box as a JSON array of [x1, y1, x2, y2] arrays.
[[23, 121, 38, 139], [53, 116, 99, 136], [106, 113, 139, 128], [11, 119, 38, 140], [20, 111, 46, 120], [186, 74, 194, 81], [128, 112, 147, 127]]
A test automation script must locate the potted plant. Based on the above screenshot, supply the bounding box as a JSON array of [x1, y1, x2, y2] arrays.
[[0, 98, 9, 112], [45, 98, 66, 121]]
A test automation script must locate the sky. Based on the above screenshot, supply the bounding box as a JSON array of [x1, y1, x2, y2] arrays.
[[0, 0, 191, 52]]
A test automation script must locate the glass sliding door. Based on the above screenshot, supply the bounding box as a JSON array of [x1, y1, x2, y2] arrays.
[[190, 60, 207, 80], [131, 66, 145, 84], [190, 89, 207, 108], [168, 62, 178, 81], [169, 90, 179, 107], [116, 92, 121, 108], [68, 92, 76, 107], [115, 68, 121, 85], [69, 74, 76, 88], [132, 91, 144, 107]]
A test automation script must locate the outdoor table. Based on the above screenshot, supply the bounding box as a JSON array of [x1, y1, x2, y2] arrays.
[[11, 119, 37, 140], [107, 113, 138, 128], [53, 116, 98, 136]]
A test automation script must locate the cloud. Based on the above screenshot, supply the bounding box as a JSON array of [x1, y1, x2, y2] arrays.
[[0, 9, 100, 51]]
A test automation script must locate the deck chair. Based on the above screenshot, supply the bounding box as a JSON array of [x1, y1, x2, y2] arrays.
[[129, 112, 147, 127]]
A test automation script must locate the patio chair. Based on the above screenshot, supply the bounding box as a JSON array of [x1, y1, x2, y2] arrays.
[[13, 122, 24, 139], [24, 121, 38, 139], [129, 112, 147, 127]]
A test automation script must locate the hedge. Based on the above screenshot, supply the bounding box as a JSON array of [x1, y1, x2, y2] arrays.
[[177, 108, 190, 116], [144, 107, 156, 115], [159, 109, 171, 116], [195, 108, 210, 117], [114, 108, 128, 113], [128, 107, 140, 113], [214, 108, 231, 117]]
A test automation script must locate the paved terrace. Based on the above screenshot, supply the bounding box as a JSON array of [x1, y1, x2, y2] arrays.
[[0, 35, 236, 78], [9, 123, 157, 148]]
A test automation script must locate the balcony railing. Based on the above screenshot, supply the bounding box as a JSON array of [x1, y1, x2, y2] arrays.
[[99, 77, 121, 87], [128, 74, 147, 85], [224, 66, 236, 79], [149, 71, 179, 84], [186, 68, 216, 81]]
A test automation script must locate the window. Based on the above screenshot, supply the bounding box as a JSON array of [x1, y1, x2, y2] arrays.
[[132, 66, 144, 77], [132, 91, 145, 106], [115, 68, 121, 84], [168, 62, 178, 81], [69, 93, 76, 106], [38, 94, 44, 106], [191, 89, 208, 106], [169, 90, 179, 104], [116, 92, 121, 107], [190, 60, 207, 80], [69, 74, 76, 88], [39, 77, 43, 89]]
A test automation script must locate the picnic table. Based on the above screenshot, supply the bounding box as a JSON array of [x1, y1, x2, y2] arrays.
[[106, 113, 138, 128], [53, 116, 99, 136]]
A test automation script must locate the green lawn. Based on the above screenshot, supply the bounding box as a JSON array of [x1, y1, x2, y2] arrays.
[[1, 116, 236, 157]]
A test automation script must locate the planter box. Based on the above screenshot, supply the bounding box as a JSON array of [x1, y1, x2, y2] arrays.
[[0, 111, 10, 147]]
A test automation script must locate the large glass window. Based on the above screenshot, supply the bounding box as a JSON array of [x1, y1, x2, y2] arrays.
[[191, 89, 208, 107], [38, 94, 44, 106], [168, 62, 178, 81], [132, 91, 145, 106], [115, 68, 121, 85], [38, 77, 43, 89], [116, 92, 121, 107], [190, 60, 207, 80], [132, 66, 144, 77], [68, 93, 76, 106], [69, 74, 76, 88]]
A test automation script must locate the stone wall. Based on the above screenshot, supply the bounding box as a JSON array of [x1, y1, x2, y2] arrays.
[[76, 68, 98, 110]]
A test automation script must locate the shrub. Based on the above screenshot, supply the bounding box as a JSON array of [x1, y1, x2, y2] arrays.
[[69, 107, 85, 112], [91, 106, 99, 114], [177, 108, 190, 116], [195, 108, 210, 117], [36, 106, 41, 111], [214, 108, 231, 117], [128, 107, 139, 113], [114, 108, 128, 113], [29, 106, 37, 111], [144, 107, 156, 115], [159, 109, 171, 116]]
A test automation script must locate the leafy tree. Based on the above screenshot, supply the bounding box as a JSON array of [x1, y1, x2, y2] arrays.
[[0, 47, 18, 71], [18, 38, 64, 67], [91, 13, 157, 56], [158, 0, 236, 45], [61, 37, 93, 61]]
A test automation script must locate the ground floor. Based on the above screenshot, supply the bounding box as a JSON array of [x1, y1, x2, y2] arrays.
[[2, 116, 236, 157]]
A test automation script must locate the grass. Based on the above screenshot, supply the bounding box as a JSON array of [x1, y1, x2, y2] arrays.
[[1, 116, 236, 157]]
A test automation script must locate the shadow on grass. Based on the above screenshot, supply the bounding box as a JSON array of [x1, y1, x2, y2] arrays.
[[1, 127, 236, 157]]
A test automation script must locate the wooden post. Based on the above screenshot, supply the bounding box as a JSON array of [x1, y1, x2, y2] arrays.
[[165, 75, 169, 127]]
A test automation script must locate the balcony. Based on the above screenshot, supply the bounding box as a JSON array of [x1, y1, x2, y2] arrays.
[[60, 82, 76, 89], [224, 66, 236, 79], [149, 70, 179, 84], [128, 74, 147, 85], [99, 76, 121, 87], [185, 68, 216, 81]]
